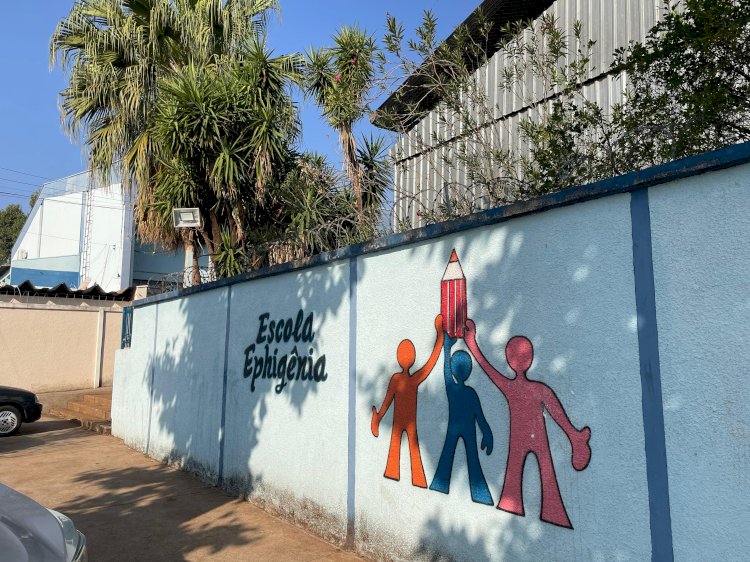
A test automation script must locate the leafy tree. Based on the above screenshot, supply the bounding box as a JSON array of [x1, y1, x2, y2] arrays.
[[0, 204, 26, 264], [521, 0, 750, 194], [148, 43, 304, 274], [272, 137, 390, 261], [51, 0, 283, 271], [378, 11, 599, 221], [305, 27, 378, 215], [28, 189, 41, 210], [614, 0, 750, 167]]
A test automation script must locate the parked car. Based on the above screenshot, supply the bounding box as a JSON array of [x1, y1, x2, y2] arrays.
[[0, 483, 87, 561], [0, 386, 43, 436]]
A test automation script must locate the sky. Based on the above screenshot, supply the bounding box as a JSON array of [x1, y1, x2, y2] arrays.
[[0, 0, 478, 213]]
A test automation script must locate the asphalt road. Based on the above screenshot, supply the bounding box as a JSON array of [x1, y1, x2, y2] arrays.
[[0, 417, 361, 562]]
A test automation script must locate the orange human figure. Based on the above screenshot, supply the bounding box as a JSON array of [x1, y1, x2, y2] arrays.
[[465, 319, 591, 529], [371, 314, 444, 488]]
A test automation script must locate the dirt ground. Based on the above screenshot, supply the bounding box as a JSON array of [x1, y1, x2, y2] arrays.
[[0, 416, 362, 562]]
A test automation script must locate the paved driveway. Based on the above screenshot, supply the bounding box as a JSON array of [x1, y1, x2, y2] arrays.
[[0, 417, 361, 562]]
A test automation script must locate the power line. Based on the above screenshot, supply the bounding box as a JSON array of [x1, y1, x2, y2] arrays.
[[0, 190, 127, 210], [0, 166, 111, 187], [0, 179, 127, 202], [0, 165, 96, 190], [0, 166, 54, 181], [14, 231, 120, 246], [0, 166, 120, 193], [0, 176, 43, 188], [0, 190, 129, 211], [0, 182, 130, 205], [0, 178, 129, 200]]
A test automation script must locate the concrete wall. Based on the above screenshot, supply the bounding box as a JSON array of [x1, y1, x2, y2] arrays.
[[101, 310, 123, 387], [113, 144, 750, 561], [649, 166, 750, 561], [0, 303, 122, 393], [354, 196, 650, 560]]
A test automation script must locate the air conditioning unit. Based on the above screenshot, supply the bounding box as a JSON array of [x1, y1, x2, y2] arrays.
[[172, 208, 202, 229]]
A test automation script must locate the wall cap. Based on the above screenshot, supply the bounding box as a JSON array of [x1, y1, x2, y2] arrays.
[[134, 141, 750, 308]]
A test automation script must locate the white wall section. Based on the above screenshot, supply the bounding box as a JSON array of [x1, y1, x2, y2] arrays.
[[113, 150, 750, 561]]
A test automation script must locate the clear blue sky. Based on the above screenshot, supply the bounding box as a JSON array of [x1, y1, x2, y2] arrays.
[[0, 0, 477, 212]]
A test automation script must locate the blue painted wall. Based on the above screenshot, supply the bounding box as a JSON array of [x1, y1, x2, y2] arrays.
[[114, 142, 750, 562], [10, 267, 79, 288]]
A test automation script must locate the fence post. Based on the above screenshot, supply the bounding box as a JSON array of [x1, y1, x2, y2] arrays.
[[94, 309, 105, 388], [121, 306, 133, 349]]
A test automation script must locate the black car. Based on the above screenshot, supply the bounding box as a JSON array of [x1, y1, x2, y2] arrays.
[[0, 386, 43, 436]]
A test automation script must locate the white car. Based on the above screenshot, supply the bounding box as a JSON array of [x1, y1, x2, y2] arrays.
[[0, 483, 87, 561]]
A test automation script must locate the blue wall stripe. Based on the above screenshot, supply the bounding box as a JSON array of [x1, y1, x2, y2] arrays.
[[218, 285, 233, 484], [346, 256, 358, 546], [630, 189, 674, 561], [145, 304, 159, 456]]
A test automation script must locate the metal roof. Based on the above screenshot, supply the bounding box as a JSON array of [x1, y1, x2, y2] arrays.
[[0, 281, 134, 302], [373, 0, 555, 131]]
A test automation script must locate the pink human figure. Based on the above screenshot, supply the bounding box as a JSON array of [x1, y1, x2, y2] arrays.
[[464, 320, 592, 529]]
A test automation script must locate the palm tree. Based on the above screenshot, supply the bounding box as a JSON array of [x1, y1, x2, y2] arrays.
[[51, 0, 281, 254], [148, 44, 303, 270], [305, 26, 377, 216]]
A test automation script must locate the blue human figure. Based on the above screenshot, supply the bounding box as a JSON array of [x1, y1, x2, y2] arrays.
[[430, 333, 494, 505]]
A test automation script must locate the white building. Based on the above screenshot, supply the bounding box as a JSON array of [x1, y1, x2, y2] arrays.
[[376, 0, 668, 227], [9, 170, 183, 291]]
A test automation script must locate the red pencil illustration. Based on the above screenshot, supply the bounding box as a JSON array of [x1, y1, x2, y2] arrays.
[[441, 250, 467, 338]]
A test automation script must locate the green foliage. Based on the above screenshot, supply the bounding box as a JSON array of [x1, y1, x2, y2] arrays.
[[614, 0, 750, 166], [149, 47, 302, 242], [380, 10, 599, 220], [522, 0, 750, 194], [52, 0, 323, 281], [305, 26, 377, 131], [357, 135, 390, 210], [0, 204, 26, 265], [28, 190, 41, 210], [214, 227, 247, 279], [305, 26, 379, 213], [274, 143, 388, 260], [51, 0, 284, 256]]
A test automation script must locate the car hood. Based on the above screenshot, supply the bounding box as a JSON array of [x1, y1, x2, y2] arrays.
[[0, 386, 35, 400], [0, 483, 65, 561]]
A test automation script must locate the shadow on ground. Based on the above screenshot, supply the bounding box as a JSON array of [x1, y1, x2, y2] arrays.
[[0, 418, 85, 455], [58, 464, 260, 562]]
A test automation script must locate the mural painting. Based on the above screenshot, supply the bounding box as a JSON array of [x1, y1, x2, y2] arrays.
[[371, 315, 444, 487], [372, 250, 592, 528], [429, 332, 494, 504]]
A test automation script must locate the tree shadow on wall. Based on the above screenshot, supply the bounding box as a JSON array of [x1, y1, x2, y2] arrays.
[[136, 259, 352, 540], [358, 199, 642, 561]]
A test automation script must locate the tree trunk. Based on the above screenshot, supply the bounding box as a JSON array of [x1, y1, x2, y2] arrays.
[[185, 231, 201, 287], [340, 125, 363, 216], [208, 211, 222, 281]]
